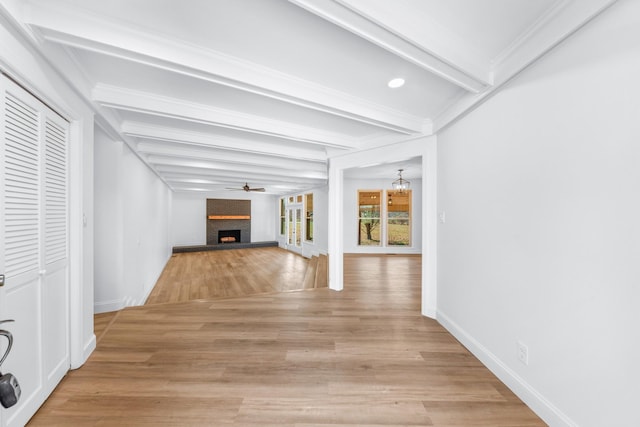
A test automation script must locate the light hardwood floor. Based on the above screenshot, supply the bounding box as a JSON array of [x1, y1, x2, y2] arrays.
[[28, 249, 545, 426], [146, 247, 314, 304]]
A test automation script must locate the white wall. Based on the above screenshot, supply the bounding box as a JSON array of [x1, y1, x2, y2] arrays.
[[94, 128, 172, 312], [93, 129, 124, 312], [172, 192, 277, 246], [436, 1, 640, 425], [343, 178, 422, 254], [311, 186, 328, 256]]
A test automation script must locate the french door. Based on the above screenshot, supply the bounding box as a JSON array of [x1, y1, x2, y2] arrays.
[[0, 75, 70, 426], [286, 206, 302, 254]]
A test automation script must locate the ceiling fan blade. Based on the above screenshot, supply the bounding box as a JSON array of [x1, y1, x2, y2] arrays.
[[224, 183, 265, 192]]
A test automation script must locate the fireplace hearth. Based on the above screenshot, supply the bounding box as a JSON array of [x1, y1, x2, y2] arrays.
[[218, 229, 241, 244]]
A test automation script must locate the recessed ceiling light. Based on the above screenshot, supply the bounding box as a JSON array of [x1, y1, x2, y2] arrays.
[[388, 78, 405, 88]]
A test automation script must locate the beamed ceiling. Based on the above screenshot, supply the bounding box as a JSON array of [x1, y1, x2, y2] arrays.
[[2, 0, 617, 194]]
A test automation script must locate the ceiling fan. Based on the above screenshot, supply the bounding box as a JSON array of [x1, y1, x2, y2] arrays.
[[226, 183, 266, 192]]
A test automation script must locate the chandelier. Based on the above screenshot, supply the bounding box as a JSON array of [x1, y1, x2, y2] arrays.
[[392, 169, 410, 192]]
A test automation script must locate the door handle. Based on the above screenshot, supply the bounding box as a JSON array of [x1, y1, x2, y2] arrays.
[[0, 274, 4, 287]]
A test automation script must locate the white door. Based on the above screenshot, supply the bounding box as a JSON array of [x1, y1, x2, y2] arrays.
[[286, 206, 303, 254], [0, 76, 70, 427]]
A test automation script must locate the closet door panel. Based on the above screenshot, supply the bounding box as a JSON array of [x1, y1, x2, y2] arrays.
[[0, 76, 70, 427]]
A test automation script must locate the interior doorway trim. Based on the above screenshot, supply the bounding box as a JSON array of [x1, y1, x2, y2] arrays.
[[328, 136, 438, 318]]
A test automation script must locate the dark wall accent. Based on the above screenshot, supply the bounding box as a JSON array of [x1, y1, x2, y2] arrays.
[[206, 199, 251, 245]]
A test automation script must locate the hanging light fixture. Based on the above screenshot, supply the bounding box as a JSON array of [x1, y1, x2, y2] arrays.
[[392, 169, 410, 192]]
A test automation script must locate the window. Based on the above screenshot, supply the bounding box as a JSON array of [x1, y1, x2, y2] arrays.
[[387, 190, 411, 246], [305, 193, 313, 242], [279, 198, 285, 235], [358, 191, 381, 246], [357, 189, 412, 247]]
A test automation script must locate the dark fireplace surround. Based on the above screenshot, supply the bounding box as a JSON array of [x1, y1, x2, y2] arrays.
[[206, 199, 251, 245]]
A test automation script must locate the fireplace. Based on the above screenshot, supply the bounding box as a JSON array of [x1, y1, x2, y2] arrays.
[[206, 199, 251, 245], [218, 229, 241, 244]]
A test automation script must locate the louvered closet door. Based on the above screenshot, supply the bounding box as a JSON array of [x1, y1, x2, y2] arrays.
[[0, 76, 70, 427]]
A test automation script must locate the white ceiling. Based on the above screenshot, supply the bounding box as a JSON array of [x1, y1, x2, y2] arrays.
[[1, 0, 616, 194]]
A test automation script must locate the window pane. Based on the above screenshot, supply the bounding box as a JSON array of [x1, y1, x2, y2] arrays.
[[387, 220, 410, 246], [359, 219, 381, 246], [280, 198, 285, 235], [359, 204, 380, 217], [387, 190, 411, 246], [305, 193, 313, 241], [359, 191, 381, 217], [288, 210, 293, 245], [295, 208, 302, 246], [358, 190, 381, 246]]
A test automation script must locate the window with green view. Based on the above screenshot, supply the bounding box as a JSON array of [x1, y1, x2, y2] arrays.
[[358, 190, 381, 246], [387, 190, 411, 246]]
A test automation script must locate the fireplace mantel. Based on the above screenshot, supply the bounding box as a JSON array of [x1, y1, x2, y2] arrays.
[[208, 215, 251, 220]]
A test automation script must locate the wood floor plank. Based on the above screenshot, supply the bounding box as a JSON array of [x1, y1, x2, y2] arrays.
[[146, 247, 311, 304], [302, 255, 318, 289], [316, 253, 328, 288], [28, 252, 545, 426]]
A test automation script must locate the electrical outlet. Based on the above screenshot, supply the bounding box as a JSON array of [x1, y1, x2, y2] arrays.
[[517, 341, 529, 365], [439, 211, 446, 223]]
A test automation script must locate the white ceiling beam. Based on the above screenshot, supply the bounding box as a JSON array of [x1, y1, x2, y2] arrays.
[[146, 156, 327, 181], [167, 183, 320, 195], [93, 84, 357, 150], [155, 165, 327, 185], [162, 174, 320, 189], [24, 3, 427, 134], [167, 178, 313, 191], [121, 122, 329, 162], [167, 185, 303, 196], [290, 0, 491, 93], [135, 142, 327, 173], [434, 0, 618, 132]]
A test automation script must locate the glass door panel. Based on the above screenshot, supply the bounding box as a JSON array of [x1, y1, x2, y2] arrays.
[[295, 208, 302, 247], [288, 209, 294, 245]]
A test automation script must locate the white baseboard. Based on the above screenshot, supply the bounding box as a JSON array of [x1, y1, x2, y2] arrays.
[[94, 298, 125, 314], [421, 305, 437, 319], [309, 250, 321, 258], [71, 334, 96, 370], [437, 310, 577, 427]]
